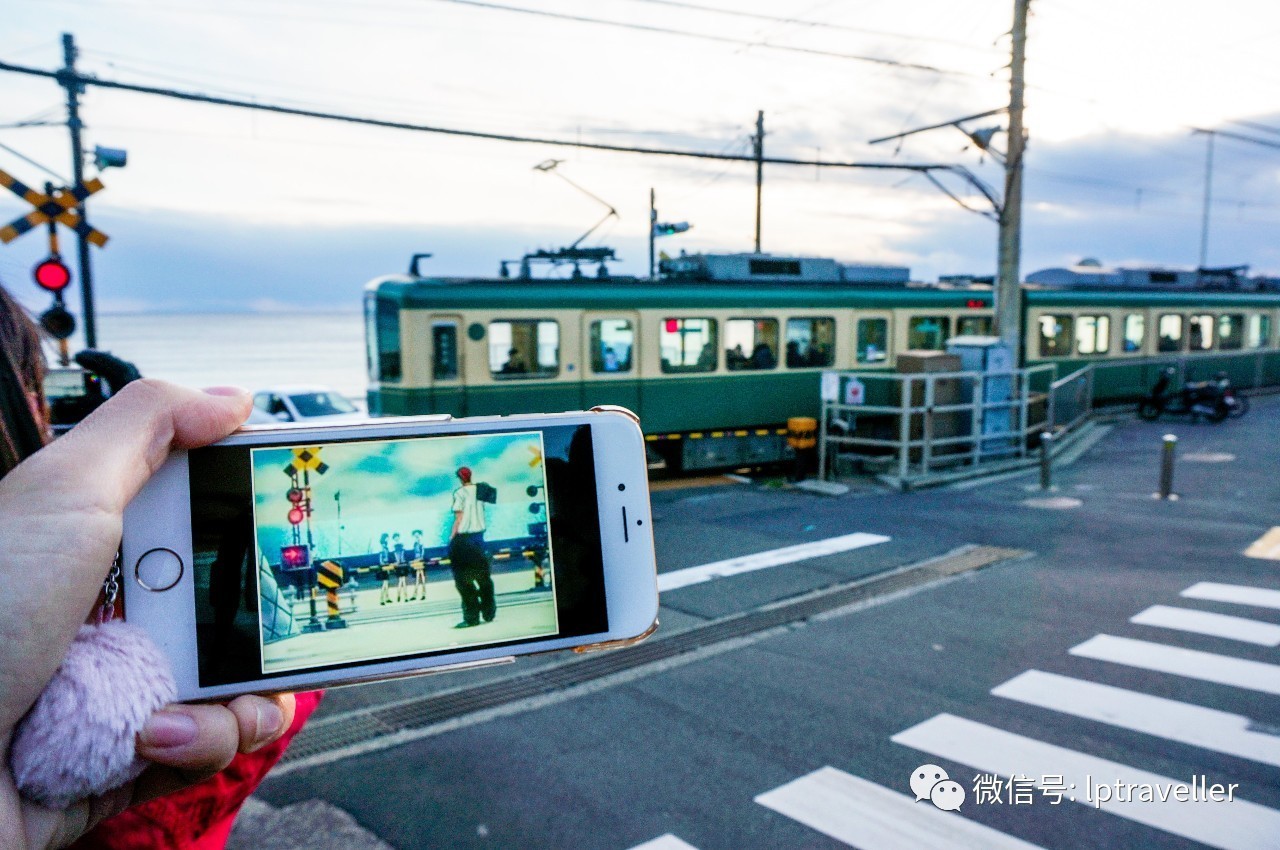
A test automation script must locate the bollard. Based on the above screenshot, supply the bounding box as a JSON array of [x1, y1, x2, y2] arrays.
[[1158, 433, 1178, 500], [1040, 431, 1054, 490]]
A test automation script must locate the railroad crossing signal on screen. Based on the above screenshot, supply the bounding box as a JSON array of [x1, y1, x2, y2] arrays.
[[0, 167, 109, 247]]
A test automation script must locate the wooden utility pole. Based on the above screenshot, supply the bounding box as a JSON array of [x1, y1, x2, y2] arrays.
[[753, 110, 764, 253], [995, 0, 1028, 362], [59, 33, 98, 349], [1198, 130, 1214, 269], [649, 188, 657, 279]]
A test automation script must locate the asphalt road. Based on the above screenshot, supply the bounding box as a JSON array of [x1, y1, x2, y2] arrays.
[[245, 398, 1280, 850]]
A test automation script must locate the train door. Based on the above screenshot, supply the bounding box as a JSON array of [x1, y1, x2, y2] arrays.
[[429, 314, 466, 416], [580, 311, 640, 413]]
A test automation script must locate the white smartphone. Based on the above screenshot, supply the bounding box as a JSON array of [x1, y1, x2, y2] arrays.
[[121, 407, 659, 701]]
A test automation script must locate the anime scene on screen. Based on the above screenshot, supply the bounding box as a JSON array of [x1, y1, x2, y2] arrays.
[[248, 430, 557, 675]]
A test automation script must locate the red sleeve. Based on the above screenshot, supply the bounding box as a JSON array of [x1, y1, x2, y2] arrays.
[[71, 690, 324, 850]]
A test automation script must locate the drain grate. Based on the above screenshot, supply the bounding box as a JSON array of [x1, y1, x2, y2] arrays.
[[280, 544, 1026, 766]]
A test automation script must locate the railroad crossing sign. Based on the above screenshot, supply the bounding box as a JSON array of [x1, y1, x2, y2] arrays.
[[0, 167, 109, 247], [285, 446, 329, 476]]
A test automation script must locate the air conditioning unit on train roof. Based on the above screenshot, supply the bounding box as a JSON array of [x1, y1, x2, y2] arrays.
[[659, 252, 908, 284]]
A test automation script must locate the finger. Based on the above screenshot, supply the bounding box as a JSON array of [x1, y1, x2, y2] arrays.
[[16, 380, 250, 518], [135, 703, 239, 780], [225, 692, 296, 754]]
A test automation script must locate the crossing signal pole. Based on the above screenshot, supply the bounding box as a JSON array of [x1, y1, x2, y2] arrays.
[[753, 110, 765, 253], [58, 33, 98, 349], [995, 0, 1029, 363]]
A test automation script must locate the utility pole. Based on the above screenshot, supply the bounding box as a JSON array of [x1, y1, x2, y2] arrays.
[[995, 0, 1028, 362], [649, 188, 656, 279], [752, 110, 764, 253], [59, 33, 97, 349], [1198, 130, 1214, 269]]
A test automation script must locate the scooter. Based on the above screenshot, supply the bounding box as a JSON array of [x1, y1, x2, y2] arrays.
[[1137, 366, 1230, 423], [1214, 371, 1249, 418]]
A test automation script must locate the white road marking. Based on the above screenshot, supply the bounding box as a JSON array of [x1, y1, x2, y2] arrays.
[[1130, 605, 1280, 647], [656, 532, 891, 592], [627, 835, 699, 850], [893, 714, 1278, 850], [755, 766, 1044, 850], [1242, 528, 1280, 561], [1070, 634, 1280, 695], [1182, 581, 1280, 610], [992, 670, 1280, 768]]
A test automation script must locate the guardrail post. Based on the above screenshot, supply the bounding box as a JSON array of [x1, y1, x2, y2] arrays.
[[970, 372, 982, 467], [1040, 430, 1054, 490], [922, 376, 935, 475], [1157, 433, 1178, 500], [898, 375, 912, 482]]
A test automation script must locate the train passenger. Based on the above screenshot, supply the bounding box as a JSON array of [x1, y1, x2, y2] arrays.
[[501, 348, 527, 374], [751, 343, 775, 369]]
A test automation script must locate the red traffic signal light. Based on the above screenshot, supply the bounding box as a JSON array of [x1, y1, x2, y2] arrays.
[[33, 257, 72, 293], [280, 544, 310, 569], [287, 507, 305, 525]]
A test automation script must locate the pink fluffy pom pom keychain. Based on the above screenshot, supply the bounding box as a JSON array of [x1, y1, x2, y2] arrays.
[[9, 558, 176, 810]]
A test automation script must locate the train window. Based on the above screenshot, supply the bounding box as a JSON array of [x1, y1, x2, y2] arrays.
[[590, 319, 634, 373], [856, 318, 888, 363], [1123, 314, 1145, 352], [365, 295, 401, 383], [785, 317, 834, 367], [1037, 315, 1072, 357], [1248, 314, 1272, 349], [432, 321, 458, 381], [489, 320, 559, 380], [957, 315, 993, 336], [1217, 315, 1244, 351], [660, 318, 718, 373], [725, 319, 778, 371], [907, 316, 951, 350], [1075, 315, 1110, 355], [1157, 314, 1184, 352], [1188, 314, 1214, 351]]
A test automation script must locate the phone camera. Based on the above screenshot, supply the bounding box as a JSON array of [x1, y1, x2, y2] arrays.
[[617, 483, 626, 491]]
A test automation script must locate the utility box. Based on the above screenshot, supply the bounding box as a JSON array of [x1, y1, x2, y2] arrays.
[[947, 335, 1016, 456], [896, 350, 963, 458]]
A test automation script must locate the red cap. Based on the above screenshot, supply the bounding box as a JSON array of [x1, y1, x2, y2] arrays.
[[457, 466, 472, 483]]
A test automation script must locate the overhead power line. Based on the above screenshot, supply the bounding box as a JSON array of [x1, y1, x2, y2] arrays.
[[1227, 119, 1280, 140], [615, 0, 1001, 53], [418, 0, 976, 76], [0, 57, 984, 182]]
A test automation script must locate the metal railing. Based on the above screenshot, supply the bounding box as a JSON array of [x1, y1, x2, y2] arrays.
[[817, 365, 1057, 486]]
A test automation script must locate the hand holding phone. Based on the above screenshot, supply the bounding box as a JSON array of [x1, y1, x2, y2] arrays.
[[122, 408, 659, 701]]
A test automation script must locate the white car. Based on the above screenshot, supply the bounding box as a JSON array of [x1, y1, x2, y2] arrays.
[[249, 385, 365, 424]]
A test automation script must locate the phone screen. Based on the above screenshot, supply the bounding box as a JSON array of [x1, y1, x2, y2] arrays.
[[189, 423, 607, 687]]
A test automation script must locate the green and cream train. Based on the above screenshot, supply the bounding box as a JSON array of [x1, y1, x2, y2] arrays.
[[364, 254, 1280, 470]]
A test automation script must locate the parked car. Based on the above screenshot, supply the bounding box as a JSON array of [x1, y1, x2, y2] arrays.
[[250, 385, 365, 423]]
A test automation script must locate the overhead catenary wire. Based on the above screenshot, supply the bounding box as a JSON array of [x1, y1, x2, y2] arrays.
[[0, 57, 990, 190], [416, 0, 978, 77], [612, 0, 1003, 53]]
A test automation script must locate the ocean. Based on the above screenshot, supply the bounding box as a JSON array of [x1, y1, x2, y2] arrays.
[[91, 311, 369, 401]]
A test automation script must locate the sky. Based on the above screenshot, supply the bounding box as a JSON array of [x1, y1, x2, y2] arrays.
[[251, 430, 548, 561], [3, 0, 1280, 318]]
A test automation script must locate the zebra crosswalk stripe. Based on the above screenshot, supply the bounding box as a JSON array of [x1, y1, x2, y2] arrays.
[[755, 766, 1044, 850], [1129, 605, 1280, 647], [1070, 634, 1280, 695], [992, 669, 1280, 769], [892, 713, 1280, 850], [1181, 581, 1280, 611]]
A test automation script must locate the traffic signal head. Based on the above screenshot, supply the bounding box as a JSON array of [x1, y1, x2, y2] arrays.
[[39, 305, 76, 340], [33, 257, 72, 292], [287, 507, 305, 525], [652, 221, 691, 237], [280, 544, 310, 569]]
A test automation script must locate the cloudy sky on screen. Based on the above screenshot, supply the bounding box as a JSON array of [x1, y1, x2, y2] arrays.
[[3, 0, 1280, 313], [251, 430, 547, 560]]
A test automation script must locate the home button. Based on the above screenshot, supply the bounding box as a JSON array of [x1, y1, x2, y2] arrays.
[[135, 548, 184, 592]]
